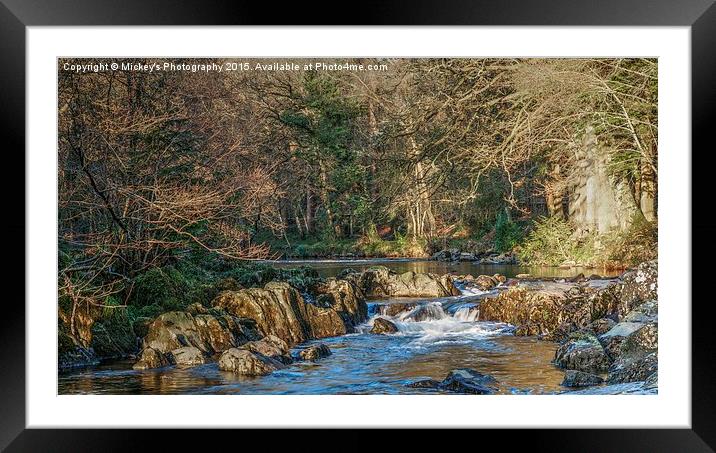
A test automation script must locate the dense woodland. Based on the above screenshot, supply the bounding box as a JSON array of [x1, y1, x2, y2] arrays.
[[58, 58, 657, 326]]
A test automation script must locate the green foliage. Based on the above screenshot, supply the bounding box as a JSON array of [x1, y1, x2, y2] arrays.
[[518, 216, 578, 265], [494, 212, 524, 252], [129, 266, 188, 311], [518, 214, 657, 268], [601, 214, 658, 267]]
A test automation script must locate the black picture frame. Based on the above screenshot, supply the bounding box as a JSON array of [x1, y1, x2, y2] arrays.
[[2, 0, 714, 449]]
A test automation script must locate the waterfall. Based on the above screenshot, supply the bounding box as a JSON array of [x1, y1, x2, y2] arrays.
[[453, 305, 479, 322]]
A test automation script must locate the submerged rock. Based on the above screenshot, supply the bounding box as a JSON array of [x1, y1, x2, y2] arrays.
[[405, 379, 442, 389], [218, 348, 285, 376], [370, 317, 398, 334], [299, 344, 332, 361], [439, 369, 498, 394], [554, 331, 610, 374], [405, 369, 498, 394], [561, 370, 604, 388]]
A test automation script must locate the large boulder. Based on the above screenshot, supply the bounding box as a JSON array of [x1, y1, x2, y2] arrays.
[[140, 310, 260, 357], [554, 331, 611, 373], [218, 348, 285, 376], [370, 317, 399, 334], [213, 282, 362, 345], [345, 267, 460, 298], [479, 285, 574, 337]]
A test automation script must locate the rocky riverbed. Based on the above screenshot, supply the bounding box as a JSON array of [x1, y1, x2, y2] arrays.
[[58, 261, 658, 395]]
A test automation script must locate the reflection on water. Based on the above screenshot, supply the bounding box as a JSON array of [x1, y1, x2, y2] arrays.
[[265, 258, 621, 279]]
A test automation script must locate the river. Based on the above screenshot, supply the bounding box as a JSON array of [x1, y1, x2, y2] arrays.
[[58, 260, 622, 395]]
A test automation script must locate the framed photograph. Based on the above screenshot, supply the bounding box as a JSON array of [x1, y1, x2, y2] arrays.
[[4, 0, 714, 448]]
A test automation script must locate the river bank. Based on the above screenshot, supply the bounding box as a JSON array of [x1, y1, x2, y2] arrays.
[[58, 259, 657, 395]]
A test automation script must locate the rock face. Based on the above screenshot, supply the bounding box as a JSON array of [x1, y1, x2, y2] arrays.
[[141, 310, 260, 356], [607, 352, 658, 384], [561, 370, 604, 388], [170, 346, 206, 367], [218, 348, 285, 376], [406, 368, 498, 394], [212, 335, 293, 376], [479, 285, 573, 337], [370, 317, 399, 334], [554, 331, 610, 373], [213, 281, 367, 345], [133, 347, 171, 370], [240, 335, 292, 364], [345, 267, 460, 298], [616, 261, 657, 316], [478, 261, 657, 341], [587, 318, 617, 336], [314, 278, 368, 326], [597, 322, 646, 361], [299, 344, 332, 361]]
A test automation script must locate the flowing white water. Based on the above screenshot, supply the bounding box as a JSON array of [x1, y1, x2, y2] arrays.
[[361, 294, 512, 346], [453, 305, 480, 322]]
